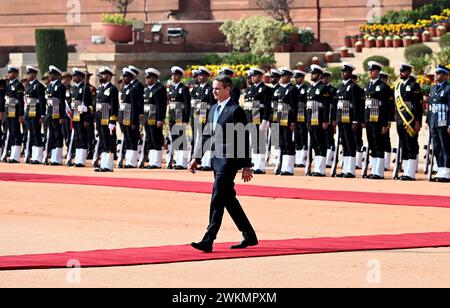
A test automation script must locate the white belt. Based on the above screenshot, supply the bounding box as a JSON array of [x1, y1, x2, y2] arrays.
[[365, 98, 382, 108], [337, 100, 351, 109], [306, 101, 323, 109]]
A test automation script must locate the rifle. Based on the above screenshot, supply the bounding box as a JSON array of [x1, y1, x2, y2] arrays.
[[66, 128, 75, 166], [165, 133, 174, 169], [1, 128, 9, 162], [138, 125, 147, 168], [423, 131, 432, 175], [393, 139, 402, 180], [92, 131, 101, 168], [305, 130, 313, 176], [24, 130, 31, 164], [43, 126, 50, 165], [427, 132, 435, 182], [331, 126, 341, 177], [117, 127, 126, 168], [361, 145, 370, 178]]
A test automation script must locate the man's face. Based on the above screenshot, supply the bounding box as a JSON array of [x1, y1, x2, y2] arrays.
[[270, 76, 280, 85], [172, 73, 181, 84], [251, 74, 262, 84], [145, 76, 157, 86], [123, 75, 132, 85], [281, 75, 292, 84], [26, 72, 37, 82], [400, 70, 410, 80], [341, 70, 352, 80], [198, 74, 208, 84], [435, 72, 448, 83], [61, 77, 72, 87], [322, 76, 330, 84], [311, 72, 320, 82], [99, 73, 111, 84], [72, 75, 83, 84], [369, 69, 379, 80], [49, 72, 59, 81], [295, 76, 305, 84], [212, 80, 230, 102], [8, 71, 18, 81]]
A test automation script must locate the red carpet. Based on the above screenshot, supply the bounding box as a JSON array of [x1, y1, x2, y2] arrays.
[[0, 172, 449, 208], [0, 232, 449, 270]]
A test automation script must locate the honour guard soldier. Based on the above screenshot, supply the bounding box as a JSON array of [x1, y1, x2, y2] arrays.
[[364, 61, 392, 179], [61, 72, 73, 151], [394, 63, 423, 181], [379, 71, 396, 171], [277, 67, 298, 176], [3, 65, 25, 163], [335, 63, 363, 178], [293, 69, 309, 167], [70, 68, 93, 167], [219, 67, 241, 103], [0, 78, 6, 156], [270, 68, 283, 174], [94, 66, 119, 172], [24, 66, 46, 164], [168, 66, 191, 169], [428, 64, 450, 182], [243, 70, 254, 106], [120, 67, 143, 168], [45, 65, 66, 165], [192, 66, 216, 171], [323, 70, 338, 168], [142, 68, 167, 169], [244, 67, 272, 174], [306, 64, 333, 176], [352, 73, 366, 169]]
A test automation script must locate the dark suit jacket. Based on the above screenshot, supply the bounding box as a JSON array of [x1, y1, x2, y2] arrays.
[[195, 98, 251, 173]]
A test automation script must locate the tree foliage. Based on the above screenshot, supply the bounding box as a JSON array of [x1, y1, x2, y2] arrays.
[[102, 0, 134, 18], [256, 0, 294, 25]]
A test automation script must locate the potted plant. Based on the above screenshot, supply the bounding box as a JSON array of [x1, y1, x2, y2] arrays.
[[376, 36, 385, 48], [325, 51, 334, 62], [102, 0, 135, 43], [355, 41, 363, 53], [351, 35, 359, 47], [411, 36, 420, 45], [437, 25, 447, 37], [340, 46, 349, 58], [403, 35, 412, 47], [311, 56, 320, 65], [368, 36, 376, 48], [385, 36, 393, 48], [393, 35, 402, 48], [281, 24, 299, 52], [344, 35, 352, 48], [429, 26, 437, 37], [422, 30, 431, 42]]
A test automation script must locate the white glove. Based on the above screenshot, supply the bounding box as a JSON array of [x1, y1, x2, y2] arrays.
[[109, 123, 116, 135], [77, 105, 88, 113], [260, 120, 269, 132]]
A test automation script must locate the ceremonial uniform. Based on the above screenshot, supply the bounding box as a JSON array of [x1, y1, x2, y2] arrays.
[[271, 80, 283, 173], [24, 67, 46, 164], [428, 65, 450, 181], [277, 68, 298, 175], [143, 74, 167, 169], [168, 77, 191, 169], [244, 69, 272, 174], [95, 71, 119, 172], [0, 79, 6, 156], [293, 70, 308, 167], [394, 75, 423, 180], [45, 68, 66, 165], [364, 62, 392, 179], [3, 73, 25, 163], [306, 65, 333, 176], [325, 81, 338, 167]]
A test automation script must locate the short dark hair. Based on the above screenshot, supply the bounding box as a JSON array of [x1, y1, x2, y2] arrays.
[[214, 75, 233, 89]]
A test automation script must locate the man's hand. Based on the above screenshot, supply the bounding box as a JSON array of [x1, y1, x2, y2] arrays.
[[352, 123, 359, 132], [414, 121, 421, 133], [0, 112, 3, 122], [361, 123, 366, 129], [157, 121, 164, 128], [188, 159, 198, 174], [290, 123, 296, 131], [39, 117, 45, 125], [448, 127, 450, 136], [59, 118, 66, 125], [322, 122, 329, 130], [242, 167, 253, 183], [381, 126, 389, 135], [83, 121, 89, 128], [19, 116, 24, 124]]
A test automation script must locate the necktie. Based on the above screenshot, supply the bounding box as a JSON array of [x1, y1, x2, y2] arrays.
[[213, 105, 222, 131]]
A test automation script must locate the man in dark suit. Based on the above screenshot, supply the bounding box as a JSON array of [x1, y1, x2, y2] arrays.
[[188, 75, 258, 253]]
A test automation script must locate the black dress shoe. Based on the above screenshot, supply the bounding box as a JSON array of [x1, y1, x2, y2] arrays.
[[145, 165, 161, 170], [230, 238, 258, 249], [344, 173, 356, 178], [174, 166, 187, 170], [100, 168, 113, 173], [94, 168, 101, 172], [336, 173, 346, 178], [253, 169, 266, 175], [50, 162, 62, 166], [124, 165, 136, 169], [274, 169, 281, 175], [294, 164, 305, 168], [75, 164, 85, 168], [436, 177, 450, 183], [30, 160, 40, 165], [370, 175, 384, 180], [201, 167, 212, 172], [400, 175, 415, 181], [312, 172, 325, 177], [8, 159, 20, 164], [280, 172, 294, 176], [191, 241, 213, 253]]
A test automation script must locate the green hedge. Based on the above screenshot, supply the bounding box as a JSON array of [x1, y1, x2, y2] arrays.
[[439, 33, 450, 48], [379, 0, 450, 24], [363, 55, 390, 72], [404, 44, 433, 62], [35, 29, 68, 76]]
